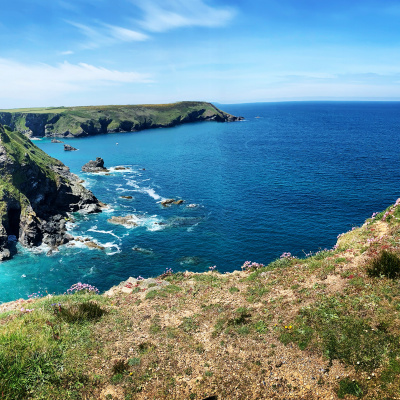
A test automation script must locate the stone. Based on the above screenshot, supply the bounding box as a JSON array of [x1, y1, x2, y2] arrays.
[[64, 144, 77, 151], [82, 157, 108, 173], [161, 198, 175, 206], [108, 215, 138, 227], [84, 241, 105, 250]]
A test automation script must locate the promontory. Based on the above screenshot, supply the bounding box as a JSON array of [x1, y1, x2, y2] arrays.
[[0, 101, 243, 138], [0, 124, 103, 260]]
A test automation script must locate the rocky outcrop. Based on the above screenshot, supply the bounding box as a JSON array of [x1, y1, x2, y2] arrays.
[[107, 215, 138, 227], [0, 102, 244, 138], [82, 157, 108, 173], [0, 124, 103, 260], [64, 144, 77, 151], [161, 198, 184, 207]]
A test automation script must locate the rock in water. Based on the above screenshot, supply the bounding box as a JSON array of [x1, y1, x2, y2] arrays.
[[0, 124, 103, 260], [82, 157, 108, 173], [64, 144, 77, 151]]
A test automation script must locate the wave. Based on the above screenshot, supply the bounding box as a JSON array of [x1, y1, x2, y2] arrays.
[[125, 180, 163, 201], [87, 226, 120, 240]]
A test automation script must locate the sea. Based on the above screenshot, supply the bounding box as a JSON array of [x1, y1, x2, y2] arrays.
[[1, 101, 400, 303]]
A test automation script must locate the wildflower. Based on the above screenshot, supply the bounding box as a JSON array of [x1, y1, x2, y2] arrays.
[[241, 261, 265, 271], [209, 265, 217, 271], [66, 282, 100, 295], [280, 252, 294, 259]]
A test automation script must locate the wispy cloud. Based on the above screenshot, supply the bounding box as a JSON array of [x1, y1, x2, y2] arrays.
[[67, 20, 149, 49], [133, 0, 237, 32], [0, 58, 152, 104], [59, 50, 74, 55]]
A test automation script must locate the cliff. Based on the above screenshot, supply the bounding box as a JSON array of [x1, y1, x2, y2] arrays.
[[0, 101, 243, 138], [0, 124, 103, 260]]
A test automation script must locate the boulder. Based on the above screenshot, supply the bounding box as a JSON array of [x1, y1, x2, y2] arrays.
[[64, 144, 77, 151], [108, 215, 138, 227], [82, 157, 108, 173], [161, 198, 175, 207]]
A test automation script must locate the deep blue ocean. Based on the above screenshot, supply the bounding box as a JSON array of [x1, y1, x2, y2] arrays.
[[1, 101, 400, 303]]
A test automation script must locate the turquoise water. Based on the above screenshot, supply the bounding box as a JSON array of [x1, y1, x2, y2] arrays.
[[2, 101, 400, 303]]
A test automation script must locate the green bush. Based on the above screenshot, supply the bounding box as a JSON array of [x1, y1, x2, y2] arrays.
[[56, 301, 105, 323], [337, 378, 363, 398], [367, 250, 400, 279]]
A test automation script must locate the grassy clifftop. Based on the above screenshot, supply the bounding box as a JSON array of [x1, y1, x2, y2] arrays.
[[0, 101, 242, 138], [2, 199, 400, 398]]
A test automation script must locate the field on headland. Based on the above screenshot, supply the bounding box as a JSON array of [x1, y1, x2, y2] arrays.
[[2, 200, 400, 399], [0, 101, 240, 138]]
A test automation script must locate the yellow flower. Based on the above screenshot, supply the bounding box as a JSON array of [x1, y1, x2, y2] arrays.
[[285, 326, 288, 329], [289, 325, 292, 329]]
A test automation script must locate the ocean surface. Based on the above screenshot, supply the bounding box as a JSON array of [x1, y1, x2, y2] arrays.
[[1, 101, 400, 303]]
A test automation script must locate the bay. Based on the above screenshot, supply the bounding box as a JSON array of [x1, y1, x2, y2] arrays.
[[1, 101, 400, 303]]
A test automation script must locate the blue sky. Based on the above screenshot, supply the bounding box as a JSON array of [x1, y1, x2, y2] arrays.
[[1, 0, 400, 108]]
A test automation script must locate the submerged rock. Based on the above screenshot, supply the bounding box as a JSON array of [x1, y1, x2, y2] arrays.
[[107, 215, 138, 227], [120, 195, 133, 199], [82, 157, 108, 173], [132, 245, 154, 256]]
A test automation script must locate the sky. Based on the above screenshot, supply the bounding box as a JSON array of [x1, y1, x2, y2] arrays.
[[1, 0, 400, 108]]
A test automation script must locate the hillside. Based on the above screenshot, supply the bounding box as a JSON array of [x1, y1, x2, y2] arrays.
[[0, 101, 243, 138], [0, 124, 103, 260], [2, 199, 400, 399]]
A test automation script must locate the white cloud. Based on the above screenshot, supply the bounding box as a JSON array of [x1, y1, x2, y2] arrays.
[[0, 58, 152, 105], [67, 21, 148, 49], [60, 50, 74, 55], [133, 0, 236, 32], [104, 24, 149, 42]]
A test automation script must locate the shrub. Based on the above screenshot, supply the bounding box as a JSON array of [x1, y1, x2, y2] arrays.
[[367, 250, 400, 279], [336, 378, 363, 398], [56, 301, 105, 323]]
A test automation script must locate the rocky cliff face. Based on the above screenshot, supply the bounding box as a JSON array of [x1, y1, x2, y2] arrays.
[[0, 101, 243, 138], [0, 124, 103, 260]]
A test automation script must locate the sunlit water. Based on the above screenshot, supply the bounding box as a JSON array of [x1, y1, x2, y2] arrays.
[[1, 101, 400, 302]]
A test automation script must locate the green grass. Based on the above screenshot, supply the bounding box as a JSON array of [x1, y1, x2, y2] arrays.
[[0, 101, 235, 137], [0, 293, 108, 400]]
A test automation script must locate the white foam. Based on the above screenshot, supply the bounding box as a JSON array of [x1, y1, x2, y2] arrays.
[[108, 166, 134, 173], [126, 180, 163, 201], [114, 214, 165, 231], [87, 227, 120, 240], [187, 221, 200, 232], [103, 242, 121, 255]]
